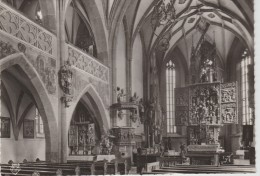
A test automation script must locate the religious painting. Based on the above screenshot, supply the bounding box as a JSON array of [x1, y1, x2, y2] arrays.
[[87, 123, 95, 146], [221, 82, 238, 124], [23, 119, 34, 138], [175, 87, 189, 125], [0, 117, 10, 138]]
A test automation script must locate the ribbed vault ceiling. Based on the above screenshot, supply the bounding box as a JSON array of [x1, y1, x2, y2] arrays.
[[64, 0, 253, 68], [122, 0, 253, 67]]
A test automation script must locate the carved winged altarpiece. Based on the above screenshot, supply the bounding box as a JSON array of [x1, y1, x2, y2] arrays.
[[175, 82, 238, 152]]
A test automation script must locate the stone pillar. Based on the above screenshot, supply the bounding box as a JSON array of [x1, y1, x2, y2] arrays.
[[126, 57, 132, 127], [56, 0, 68, 163]]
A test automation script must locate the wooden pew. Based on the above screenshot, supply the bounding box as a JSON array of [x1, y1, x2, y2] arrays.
[[0, 159, 128, 175]]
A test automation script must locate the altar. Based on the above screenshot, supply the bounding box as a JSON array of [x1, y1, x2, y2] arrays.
[[175, 82, 237, 165], [174, 39, 238, 166], [186, 152, 220, 166], [186, 144, 224, 166]]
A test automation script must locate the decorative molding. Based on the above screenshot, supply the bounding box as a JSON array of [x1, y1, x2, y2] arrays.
[[208, 13, 215, 18], [68, 45, 109, 83], [188, 17, 195, 23], [111, 127, 135, 146], [0, 3, 56, 56], [179, 0, 187, 4]]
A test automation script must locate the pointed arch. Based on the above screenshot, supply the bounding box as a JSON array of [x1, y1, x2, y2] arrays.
[[0, 53, 59, 162], [67, 84, 109, 135]]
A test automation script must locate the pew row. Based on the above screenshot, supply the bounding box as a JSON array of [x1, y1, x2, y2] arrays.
[[0, 159, 128, 175]]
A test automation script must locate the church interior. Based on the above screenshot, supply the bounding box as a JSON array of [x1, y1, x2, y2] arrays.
[[0, 0, 256, 175]]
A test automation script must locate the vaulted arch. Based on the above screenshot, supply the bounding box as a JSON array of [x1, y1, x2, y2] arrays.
[[67, 84, 110, 134], [0, 53, 59, 162]]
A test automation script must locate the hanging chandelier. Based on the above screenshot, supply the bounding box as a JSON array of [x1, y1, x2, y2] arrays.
[[151, 0, 176, 52], [151, 0, 176, 30]]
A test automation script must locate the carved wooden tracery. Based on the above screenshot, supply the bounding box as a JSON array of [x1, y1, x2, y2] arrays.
[[175, 82, 238, 145], [221, 82, 238, 124]]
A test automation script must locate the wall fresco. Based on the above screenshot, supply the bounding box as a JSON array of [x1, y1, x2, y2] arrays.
[[72, 68, 110, 108], [0, 34, 57, 95]]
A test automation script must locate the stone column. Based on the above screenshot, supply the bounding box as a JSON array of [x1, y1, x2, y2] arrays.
[[125, 27, 133, 127], [56, 0, 68, 163]]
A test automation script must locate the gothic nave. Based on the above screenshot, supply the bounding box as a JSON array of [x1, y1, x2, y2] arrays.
[[0, 0, 257, 175]]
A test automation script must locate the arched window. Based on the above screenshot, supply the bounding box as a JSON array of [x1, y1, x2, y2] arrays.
[[241, 49, 253, 125], [166, 60, 176, 133], [35, 2, 43, 25], [35, 108, 44, 137]]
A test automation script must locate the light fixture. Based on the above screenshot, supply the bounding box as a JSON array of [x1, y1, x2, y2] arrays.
[[151, 0, 176, 30]]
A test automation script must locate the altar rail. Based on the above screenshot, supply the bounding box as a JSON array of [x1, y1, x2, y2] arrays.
[[0, 2, 57, 57], [67, 44, 109, 83]]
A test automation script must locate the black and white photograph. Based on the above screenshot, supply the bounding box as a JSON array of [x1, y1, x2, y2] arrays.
[[0, 0, 258, 175]]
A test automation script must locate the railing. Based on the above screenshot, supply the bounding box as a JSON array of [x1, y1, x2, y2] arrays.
[[0, 2, 57, 57], [67, 44, 109, 83]]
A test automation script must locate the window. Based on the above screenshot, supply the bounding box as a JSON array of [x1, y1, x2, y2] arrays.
[[166, 60, 176, 133], [35, 108, 45, 137], [241, 49, 253, 125], [35, 2, 43, 24]]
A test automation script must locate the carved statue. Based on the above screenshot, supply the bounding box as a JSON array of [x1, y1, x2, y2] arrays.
[[99, 134, 113, 155], [117, 87, 126, 103], [130, 92, 139, 102], [130, 109, 138, 123], [59, 61, 73, 107], [118, 110, 123, 119], [59, 61, 73, 95], [138, 98, 145, 123], [0, 41, 16, 59]]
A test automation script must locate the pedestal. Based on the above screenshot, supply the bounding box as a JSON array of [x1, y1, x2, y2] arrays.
[[111, 127, 135, 164]]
